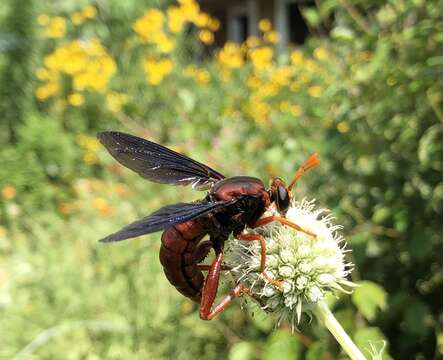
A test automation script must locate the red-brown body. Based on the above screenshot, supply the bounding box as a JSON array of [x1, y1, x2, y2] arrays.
[[160, 219, 207, 301], [159, 176, 269, 302]]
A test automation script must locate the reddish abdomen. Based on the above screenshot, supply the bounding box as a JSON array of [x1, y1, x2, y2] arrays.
[[159, 219, 207, 301]]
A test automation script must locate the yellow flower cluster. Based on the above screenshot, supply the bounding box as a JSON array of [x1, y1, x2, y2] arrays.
[[183, 65, 211, 85], [244, 94, 272, 125], [77, 134, 100, 165], [279, 101, 302, 116], [217, 42, 244, 69], [68, 93, 84, 106], [133, 0, 219, 53], [250, 46, 274, 71], [106, 92, 128, 113], [214, 19, 331, 126], [258, 19, 279, 44], [36, 38, 116, 101], [143, 58, 173, 85], [72, 5, 97, 26], [133, 9, 176, 53], [38, 15, 66, 38]]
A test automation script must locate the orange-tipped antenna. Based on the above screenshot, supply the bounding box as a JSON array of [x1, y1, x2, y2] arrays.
[[288, 153, 320, 191]]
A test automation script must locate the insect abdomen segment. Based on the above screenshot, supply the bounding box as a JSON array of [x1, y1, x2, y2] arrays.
[[159, 219, 208, 301]]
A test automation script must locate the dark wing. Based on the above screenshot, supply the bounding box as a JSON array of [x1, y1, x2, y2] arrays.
[[97, 131, 225, 190], [99, 200, 234, 243]]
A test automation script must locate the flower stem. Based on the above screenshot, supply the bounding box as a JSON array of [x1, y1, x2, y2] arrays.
[[313, 300, 367, 360]]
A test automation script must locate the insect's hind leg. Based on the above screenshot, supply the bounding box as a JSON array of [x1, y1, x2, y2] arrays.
[[199, 250, 253, 320]]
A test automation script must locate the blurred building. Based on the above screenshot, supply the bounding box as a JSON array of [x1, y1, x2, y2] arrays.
[[198, 0, 316, 46]]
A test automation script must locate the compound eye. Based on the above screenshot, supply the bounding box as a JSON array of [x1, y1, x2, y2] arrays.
[[276, 185, 289, 214]]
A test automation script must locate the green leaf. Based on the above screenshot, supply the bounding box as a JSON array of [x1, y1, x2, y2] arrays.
[[354, 327, 392, 360], [403, 299, 430, 337], [229, 341, 256, 360], [306, 341, 325, 360], [372, 207, 391, 223], [352, 281, 387, 321], [263, 329, 301, 360], [302, 8, 321, 27]]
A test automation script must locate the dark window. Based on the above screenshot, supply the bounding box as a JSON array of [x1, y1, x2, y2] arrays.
[[236, 14, 249, 42], [288, 3, 309, 44]]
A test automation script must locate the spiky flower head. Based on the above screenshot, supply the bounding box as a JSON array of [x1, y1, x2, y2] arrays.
[[228, 199, 356, 327]]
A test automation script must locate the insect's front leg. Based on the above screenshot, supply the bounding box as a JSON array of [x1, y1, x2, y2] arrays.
[[251, 216, 316, 237]]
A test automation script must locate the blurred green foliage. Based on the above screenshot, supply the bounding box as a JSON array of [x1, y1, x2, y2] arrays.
[[1, 0, 442, 359]]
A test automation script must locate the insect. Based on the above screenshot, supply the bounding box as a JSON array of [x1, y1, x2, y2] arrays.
[[98, 131, 319, 320]]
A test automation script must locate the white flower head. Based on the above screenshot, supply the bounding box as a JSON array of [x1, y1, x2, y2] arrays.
[[228, 199, 356, 328]]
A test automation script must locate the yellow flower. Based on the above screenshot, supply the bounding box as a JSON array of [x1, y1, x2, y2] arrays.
[[181, 2, 200, 23], [158, 35, 176, 53], [36, 85, 49, 101], [78, 134, 101, 164], [217, 42, 244, 69], [271, 66, 293, 86], [35, 81, 60, 100], [133, 9, 177, 53], [208, 18, 220, 32], [72, 12, 85, 26], [133, 9, 165, 42], [314, 47, 328, 61], [82, 5, 97, 19], [304, 59, 318, 73], [196, 69, 210, 85], [291, 50, 304, 65], [195, 13, 210, 28], [249, 100, 271, 125], [308, 85, 322, 98], [264, 31, 280, 44], [279, 101, 291, 112], [45, 16, 66, 38], [167, 6, 185, 33], [258, 18, 272, 32], [280, 101, 302, 116], [246, 36, 260, 49], [183, 64, 197, 77], [36, 67, 56, 81], [247, 75, 261, 89], [106, 92, 128, 113], [337, 121, 350, 133], [199, 29, 214, 45], [143, 58, 173, 85], [68, 93, 84, 106], [250, 46, 273, 71], [257, 82, 280, 97]]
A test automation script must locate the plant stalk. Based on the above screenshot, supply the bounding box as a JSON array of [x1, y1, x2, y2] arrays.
[[314, 300, 367, 360]]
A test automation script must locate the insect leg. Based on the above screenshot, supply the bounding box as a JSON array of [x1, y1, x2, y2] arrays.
[[194, 240, 212, 263], [288, 153, 320, 191], [235, 233, 284, 290], [198, 264, 231, 271], [199, 251, 224, 320], [251, 215, 317, 238], [200, 282, 255, 320]]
